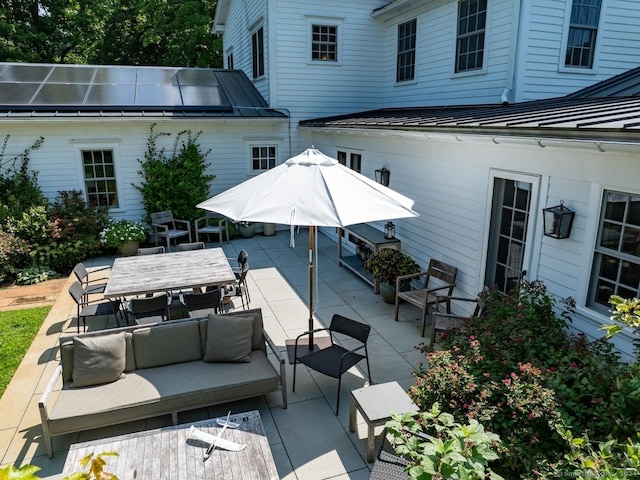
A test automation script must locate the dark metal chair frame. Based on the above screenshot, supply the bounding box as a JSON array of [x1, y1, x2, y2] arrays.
[[183, 288, 222, 317], [68, 281, 124, 333], [72, 262, 110, 296], [177, 242, 206, 252], [137, 246, 165, 255], [292, 314, 372, 415], [129, 293, 170, 325]]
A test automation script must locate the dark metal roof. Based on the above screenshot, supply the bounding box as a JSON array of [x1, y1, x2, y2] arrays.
[[301, 66, 640, 139], [0, 63, 287, 120]]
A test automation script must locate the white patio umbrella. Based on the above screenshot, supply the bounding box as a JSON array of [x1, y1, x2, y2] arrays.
[[197, 147, 419, 359]]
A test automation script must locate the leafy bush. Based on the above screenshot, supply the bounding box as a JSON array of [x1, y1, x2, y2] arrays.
[[386, 405, 504, 480], [0, 231, 31, 283], [0, 135, 46, 225], [409, 280, 640, 477], [135, 125, 215, 224], [15, 266, 59, 285]]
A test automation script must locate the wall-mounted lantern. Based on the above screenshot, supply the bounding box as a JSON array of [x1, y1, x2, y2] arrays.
[[384, 221, 395, 239], [542, 201, 575, 239], [375, 167, 390, 187]]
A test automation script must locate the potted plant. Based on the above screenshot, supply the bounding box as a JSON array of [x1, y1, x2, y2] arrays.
[[364, 248, 420, 303], [100, 219, 148, 256], [236, 221, 255, 238]]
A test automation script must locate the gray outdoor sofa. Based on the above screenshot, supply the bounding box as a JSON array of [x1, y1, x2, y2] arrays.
[[38, 308, 287, 458]]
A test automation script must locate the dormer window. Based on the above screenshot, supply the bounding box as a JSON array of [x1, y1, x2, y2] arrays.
[[565, 0, 601, 68], [397, 19, 417, 82], [455, 0, 487, 73]]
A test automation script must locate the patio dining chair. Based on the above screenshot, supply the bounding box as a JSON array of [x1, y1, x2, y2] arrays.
[[394, 258, 457, 337], [292, 314, 372, 415], [427, 288, 488, 343], [183, 288, 222, 317], [178, 241, 205, 251], [150, 210, 192, 250], [137, 246, 165, 255], [222, 262, 250, 310], [129, 293, 170, 325], [72, 262, 110, 296], [69, 281, 124, 333], [195, 212, 229, 246]]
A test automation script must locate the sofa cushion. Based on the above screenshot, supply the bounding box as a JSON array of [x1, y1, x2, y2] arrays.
[[204, 314, 253, 363], [72, 332, 126, 387], [199, 310, 265, 353], [48, 352, 279, 435], [133, 321, 202, 369]]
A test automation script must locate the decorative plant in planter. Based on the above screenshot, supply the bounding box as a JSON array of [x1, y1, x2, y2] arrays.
[[236, 221, 255, 238], [100, 220, 148, 256], [364, 248, 420, 303]]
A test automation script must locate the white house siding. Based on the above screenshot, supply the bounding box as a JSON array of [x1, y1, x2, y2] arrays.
[[0, 118, 288, 223], [305, 129, 640, 360], [376, 0, 515, 107], [220, 0, 270, 101], [515, 0, 640, 102], [268, 0, 387, 124]]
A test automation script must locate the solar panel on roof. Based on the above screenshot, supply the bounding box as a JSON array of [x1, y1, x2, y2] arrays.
[[93, 67, 137, 84], [47, 66, 95, 83], [0, 83, 39, 104], [135, 84, 182, 106], [180, 86, 226, 106], [177, 69, 218, 86], [0, 64, 52, 82], [85, 84, 136, 105], [136, 68, 179, 85], [32, 84, 89, 104]]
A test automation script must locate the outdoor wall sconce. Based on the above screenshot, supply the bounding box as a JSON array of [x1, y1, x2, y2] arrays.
[[375, 167, 391, 187], [542, 201, 575, 239], [384, 221, 395, 239]]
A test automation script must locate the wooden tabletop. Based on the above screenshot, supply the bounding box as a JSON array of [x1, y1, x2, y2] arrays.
[[103, 248, 236, 298], [62, 410, 279, 480]]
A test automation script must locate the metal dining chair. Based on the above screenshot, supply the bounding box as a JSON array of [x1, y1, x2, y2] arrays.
[[129, 293, 170, 325], [137, 246, 165, 255], [72, 262, 110, 296], [178, 242, 206, 251], [68, 281, 124, 333], [183, 288, 222, 317]]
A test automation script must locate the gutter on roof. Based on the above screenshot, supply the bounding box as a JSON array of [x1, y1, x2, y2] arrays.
[[372, 0, 432, 19]]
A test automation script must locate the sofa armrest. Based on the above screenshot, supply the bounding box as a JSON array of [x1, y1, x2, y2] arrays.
[[264, 331, 288, 409], [39, 365, 62, 458]]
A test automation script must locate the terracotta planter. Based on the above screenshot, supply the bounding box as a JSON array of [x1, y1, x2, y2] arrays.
[[118, 240, 139, 256]]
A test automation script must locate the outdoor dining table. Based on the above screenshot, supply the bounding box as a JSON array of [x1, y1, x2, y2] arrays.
[[103, 247, 236, 299]]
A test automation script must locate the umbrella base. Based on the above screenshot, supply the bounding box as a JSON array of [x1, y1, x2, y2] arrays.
[[285, 336, 332, 364]]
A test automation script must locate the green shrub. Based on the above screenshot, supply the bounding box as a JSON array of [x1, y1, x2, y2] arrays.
[[0, 231, 30, 283], [135, 125, 215, 224], [410, 280, 640, 477], [0, 135, 46, 225]]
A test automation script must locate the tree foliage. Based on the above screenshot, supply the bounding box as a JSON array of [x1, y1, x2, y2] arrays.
[[0, 0, 222, 67]]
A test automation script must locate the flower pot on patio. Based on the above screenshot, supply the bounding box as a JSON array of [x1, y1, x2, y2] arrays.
[[262, 222, 276, 236], [238, 223, 255, 238], [379, 282, 397, 304], [118, 240, 139, 256]]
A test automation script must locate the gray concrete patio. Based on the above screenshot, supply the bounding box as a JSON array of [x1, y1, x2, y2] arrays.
[[0, 228, 429, 479]]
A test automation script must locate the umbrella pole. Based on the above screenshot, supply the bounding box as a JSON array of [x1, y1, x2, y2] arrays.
[[308, 225, 315, 350]]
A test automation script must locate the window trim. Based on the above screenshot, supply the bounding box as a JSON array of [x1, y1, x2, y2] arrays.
[[559, 0, 603, 74], [336, 148, 363, 174], [588, 189, 640, 315], [73, 142, 123, 211], [396, 18, 417, 83], [245, 140, 281, 175], [251, 24, 265, 80], [306, 16, 343, 66], [453, 0, 488, 75]]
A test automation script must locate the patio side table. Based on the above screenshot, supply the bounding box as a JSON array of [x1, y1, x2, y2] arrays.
[[349, 381, 419, 462]]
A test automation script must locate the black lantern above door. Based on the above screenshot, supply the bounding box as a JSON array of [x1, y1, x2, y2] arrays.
[[542, 201, 575, 239]]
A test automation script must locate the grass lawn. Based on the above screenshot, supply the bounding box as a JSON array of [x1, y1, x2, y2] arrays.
[[0, 306, 51, 399]]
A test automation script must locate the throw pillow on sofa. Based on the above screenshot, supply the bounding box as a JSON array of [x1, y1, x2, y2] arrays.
[[204, 314, 254, 362], [72, 332, 126, 387]]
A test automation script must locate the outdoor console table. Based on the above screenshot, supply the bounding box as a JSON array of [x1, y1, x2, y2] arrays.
[[103, 247, 236, 298], [338, 223, 401, 293], [349, 381, 419, 462], [62, 410, 279, 480]]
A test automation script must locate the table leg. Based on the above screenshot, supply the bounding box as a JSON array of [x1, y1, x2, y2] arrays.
[[349, 397, 356, 433], [367, 423, 375, 462]]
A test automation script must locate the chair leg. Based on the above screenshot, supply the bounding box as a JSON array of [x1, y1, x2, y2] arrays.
[[336, 376, 342, 415], [292, 360, 298, 392], [394, 297, 400, 321]]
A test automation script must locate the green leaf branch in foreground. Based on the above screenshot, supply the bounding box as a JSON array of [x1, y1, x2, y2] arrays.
[[385, 404, 504, 480]]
